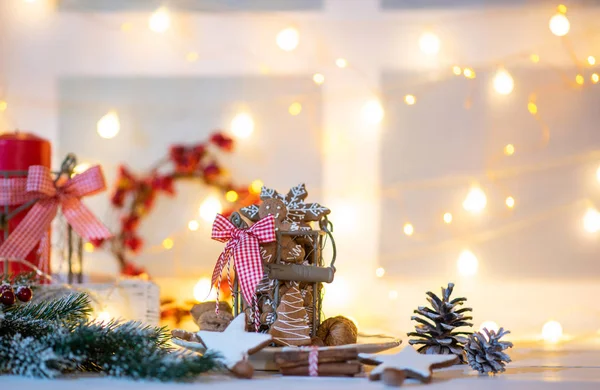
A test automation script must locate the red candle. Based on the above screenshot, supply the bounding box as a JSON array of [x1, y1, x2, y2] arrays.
[[0, 132, 52, 276]]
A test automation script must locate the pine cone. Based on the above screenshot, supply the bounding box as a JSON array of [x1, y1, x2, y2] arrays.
[[465, 328, 513, 374], [407, 282, 473, 363]]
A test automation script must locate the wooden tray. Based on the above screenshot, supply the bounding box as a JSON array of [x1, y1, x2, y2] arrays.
[[172, 334, 401, 371]]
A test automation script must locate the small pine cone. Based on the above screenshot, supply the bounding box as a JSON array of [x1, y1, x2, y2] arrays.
[[465, 328, 513, 374]]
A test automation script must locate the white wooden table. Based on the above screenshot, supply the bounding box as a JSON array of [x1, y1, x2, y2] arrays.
[[3, 349, 600, 389]]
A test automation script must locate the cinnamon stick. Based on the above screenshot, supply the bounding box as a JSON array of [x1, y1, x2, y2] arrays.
[[275, 348, 358, 368], [280, 362, 362, 377]]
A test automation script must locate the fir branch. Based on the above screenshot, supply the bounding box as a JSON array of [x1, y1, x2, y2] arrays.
[[5, 292, 91, 323]]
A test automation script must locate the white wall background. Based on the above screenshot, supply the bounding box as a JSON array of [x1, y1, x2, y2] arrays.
[[1, 0, 600, 342]]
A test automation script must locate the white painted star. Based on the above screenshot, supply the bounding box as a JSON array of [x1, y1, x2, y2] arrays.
[[359, 345, 459, 382], [197, 313, 272, 369]]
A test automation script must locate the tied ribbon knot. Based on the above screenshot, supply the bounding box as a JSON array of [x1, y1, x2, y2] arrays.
[[0, 165, 113, 260], [211, 214, 276, 307]]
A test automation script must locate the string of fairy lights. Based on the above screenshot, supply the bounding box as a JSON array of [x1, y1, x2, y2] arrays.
[[2, 1, 599, 342]]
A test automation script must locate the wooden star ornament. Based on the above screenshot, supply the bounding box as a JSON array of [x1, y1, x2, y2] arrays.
[[359, 345, 459, 387], [197, 313, 272, 379]]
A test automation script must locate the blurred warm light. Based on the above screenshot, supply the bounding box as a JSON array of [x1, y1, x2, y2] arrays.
[[97, 111, 120, 139], [504, 144, 515, 156], [557, 4, 567, 14], [24, 0, 37, 3], [121, 22, 132, 32], [84, 242, 95, 253], [479, 321, 500, 334], [452, 66, 462, 75], [225, 190, 239, 203], [542, 320, 563, 343], [0, 101, 6, 112], [404, 95, 416, 105], [276, 27, 299, 52], [583, 208, 600, 233], [250, 179, 264, 194], [73, 162, 91, 175], [419, 32, 441, 55], [336, 58, 348, 68], [528, 102, 538, 115], [596, 166, 600, 183], [148, 7, 171, 33], [463, 68, 476, 79], [313, 73, 325, 85], [576, 74, 584, 85], [231, 112, 254, 139], [199, 196, 223, 222], [288, 102, 302, 116], [194, 277, 216, 302], [592, 73, 600, 84], [403, 223, 414, 236], [388, 290, 398, 300], [443, 212, 453, 224], [530, 54, 540, 63], [95, 311, 112, 324], [188, 220, 200, 231], [186, 51, 199, 62], [463, 187, 487, 213], [361, 100, 384, 125], [162, 238, 174, 250], [457, 250, 478, 276], [588, 56, 596, 65], [375, 267, 385, 278], [549, 13, 570, 37], [505, 196, 515, 209], [493, 69, 514, 95], [323, 275, 351, 310]]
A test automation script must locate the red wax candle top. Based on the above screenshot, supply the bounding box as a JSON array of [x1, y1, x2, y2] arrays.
[[0, 131, 51, 170]]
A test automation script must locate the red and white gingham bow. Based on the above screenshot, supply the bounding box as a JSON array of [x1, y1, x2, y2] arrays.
[[0, 165, 113, 260], [211, 214, 276, 305]]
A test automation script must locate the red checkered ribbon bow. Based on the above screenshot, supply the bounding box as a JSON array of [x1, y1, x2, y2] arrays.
[[0, 165, 113, 260], [211, 214, 276, 306]]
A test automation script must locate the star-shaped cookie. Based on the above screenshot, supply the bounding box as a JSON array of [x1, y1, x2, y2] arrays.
[[359, 345, 458, 386], [197, 313, 272, 378]]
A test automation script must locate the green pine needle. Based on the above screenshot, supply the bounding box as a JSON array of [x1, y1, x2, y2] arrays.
[[5, 292, 92, 323]]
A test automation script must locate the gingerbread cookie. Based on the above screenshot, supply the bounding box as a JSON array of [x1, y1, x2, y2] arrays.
[[269, 286, 311, 347], [191, 301, 234, 332]]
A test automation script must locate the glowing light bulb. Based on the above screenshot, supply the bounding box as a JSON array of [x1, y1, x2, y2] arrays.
[[479, 321, 500, 334], [97, 111, 120, 139], [576, 74, 584, 85], [557, 4, 567, 14], [73, 162, 91, 175], [505, 196, 515, 209], [188, 220, 200, 231], [84, 242, 95, 253], [199, 196, 223, 222], [549, 13, 570, 37], [276, 27, 299, 51], [186, 51, 199, 62], [193, 277, 216, 302], [95, 311, 112, 323], [388, 290, 398, 300], [528, 102, 538, 115], [493, 69, 514, 95], [583, 208, 600, 233], [463, 68, 476, 79], [588, 56, 596, 65], [148, 7, 171, 33], [162, 238, 174, 250], [336, 58, 348, 68], [419, 32, 441, 55], [530, 54, 540, 63], [225, 190, 239, 203], [288, 102, 302, 116], [504, 144, 515, 156], [443, 212, 453, 224], [463, 187, 487, 213], [0, 101, 6, 112], [592, 73, 599, 84], [542, 320, 563, 343], [361, 100, 384, 125], [375, 267, 385, 278], [452, 66, 462, 75], [250, 179, 263, 194], [404, 95, 416, 105], [313, 73, 325, 85], [457, 250, 478, 276], [403, 223, 414, 236], [230, 113, 254, 139]]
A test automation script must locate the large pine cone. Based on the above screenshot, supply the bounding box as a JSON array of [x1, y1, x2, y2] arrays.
[[465, 328, 513, 374]]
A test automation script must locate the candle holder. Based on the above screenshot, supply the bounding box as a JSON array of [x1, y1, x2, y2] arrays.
[[0, 154, 84, 283]]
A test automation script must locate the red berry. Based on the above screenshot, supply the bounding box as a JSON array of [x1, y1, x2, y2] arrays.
[[16, 286, 33, 303], [1, 289, 16, 306]]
